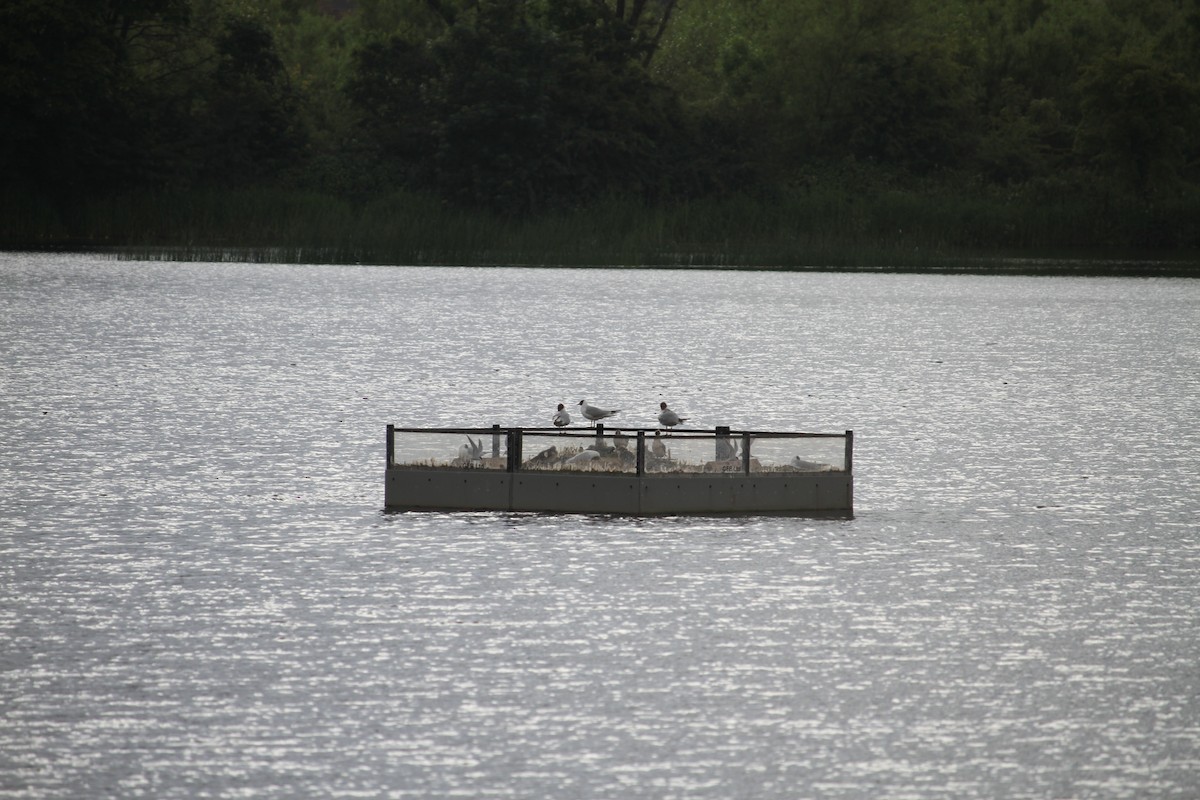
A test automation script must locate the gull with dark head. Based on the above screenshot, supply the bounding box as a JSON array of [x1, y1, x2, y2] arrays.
[[577, 399, 620, 426], [657, 401, 688, 429], [552, 403, 571, 427]]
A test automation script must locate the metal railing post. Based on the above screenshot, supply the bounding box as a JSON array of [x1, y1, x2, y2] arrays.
[[742, 432, 752, 475], [636, 431, 645, 476], [845, 430, 854, 473], [386, 424, 394, 467], [506, 429, 522, 473], [715, 426, 730, 461], [492, 424, 501, 458]]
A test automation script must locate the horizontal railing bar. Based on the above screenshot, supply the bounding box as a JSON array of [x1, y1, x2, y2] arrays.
[[391, 427, 512, 434], [392, 425, 847, 438]]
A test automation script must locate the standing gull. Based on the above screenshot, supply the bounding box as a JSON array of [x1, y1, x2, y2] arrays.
[[577, 399, 620, 426], [657, 401, 688, 429], [552, 403, 571, 427]]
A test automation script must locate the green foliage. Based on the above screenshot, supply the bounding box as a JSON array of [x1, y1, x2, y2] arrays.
[[189, 17, 306, 184], [345, 36, 437, 181], [0, 0, 158, 194], [344, 0, 732, 214], [0, 0, 304, 200], [5, 0, 1200, 255], [1076, 52, 1199, 195]]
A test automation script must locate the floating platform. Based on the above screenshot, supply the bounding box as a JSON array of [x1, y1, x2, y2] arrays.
[[386, 424, 853, 516]]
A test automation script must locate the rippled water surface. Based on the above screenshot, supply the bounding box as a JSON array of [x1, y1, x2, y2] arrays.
[[3, 253, 1199, 798]]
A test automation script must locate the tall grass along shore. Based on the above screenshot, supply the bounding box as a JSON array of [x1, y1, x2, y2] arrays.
[[4, 186, 1198, 275]]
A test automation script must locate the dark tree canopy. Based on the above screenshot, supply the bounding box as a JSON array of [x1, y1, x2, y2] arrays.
[[0, 0, 302, 200], [347, 0, 733, 213], [3, 0, 1200, 233]]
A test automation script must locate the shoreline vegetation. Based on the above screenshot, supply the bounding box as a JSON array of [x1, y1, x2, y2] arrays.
[[5, 1, 1200, 276], [4, 186, 1197, 275]]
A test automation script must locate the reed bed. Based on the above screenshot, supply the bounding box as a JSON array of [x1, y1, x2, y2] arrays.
[[4, 185, 1198, 273]]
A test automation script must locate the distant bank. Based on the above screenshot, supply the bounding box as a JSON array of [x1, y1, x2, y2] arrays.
[[3, 187, 1198, 276]]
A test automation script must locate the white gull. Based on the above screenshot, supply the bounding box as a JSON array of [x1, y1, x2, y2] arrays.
[[657, 401, 687, 429], [552, 403, 571, 427], [577, 399, 620, 426]]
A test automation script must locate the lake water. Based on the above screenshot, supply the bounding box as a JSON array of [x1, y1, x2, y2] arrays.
[[2, 252, 1199, 798]]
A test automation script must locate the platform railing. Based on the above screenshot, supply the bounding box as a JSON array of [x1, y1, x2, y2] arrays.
[[388, 425, 852, 476]]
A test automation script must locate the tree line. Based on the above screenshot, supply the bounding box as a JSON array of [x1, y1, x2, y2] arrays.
[[3, 0, 1198, 246]]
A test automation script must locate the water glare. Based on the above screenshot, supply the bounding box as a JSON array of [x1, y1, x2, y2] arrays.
[[2, 253, 1199, 798]]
